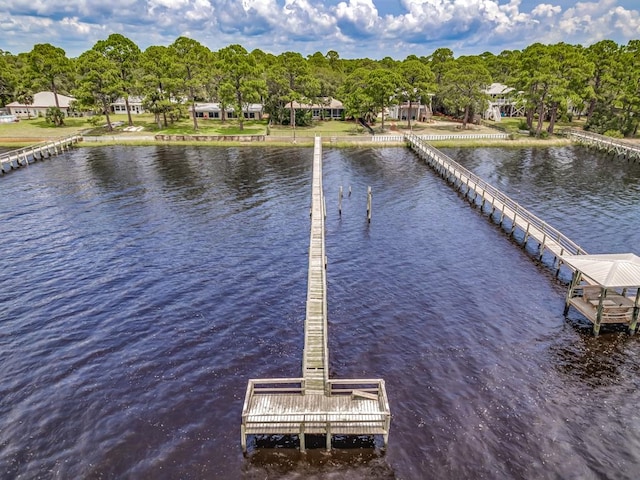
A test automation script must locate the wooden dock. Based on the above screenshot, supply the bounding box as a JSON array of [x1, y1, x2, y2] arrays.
[[405, 133, 640, 336], [0, 135, 82, 175], [405, 133, 588, 270], [564, 129, 640, 162], [241, 136, 390, 453]]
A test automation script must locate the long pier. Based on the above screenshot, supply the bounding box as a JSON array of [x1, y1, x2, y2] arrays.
[[564, 128, 640, 162], [405, 133, 588, 268], [0, 135, 82, 175], [241, 137, 390, 453]]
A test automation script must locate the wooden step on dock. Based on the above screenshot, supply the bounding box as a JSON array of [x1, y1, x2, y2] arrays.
[[241, 136, 390, 453], [0, 135, 82, 175]]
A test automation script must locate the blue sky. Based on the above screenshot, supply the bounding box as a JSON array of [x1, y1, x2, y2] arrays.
[[1, 0, 638, 59]]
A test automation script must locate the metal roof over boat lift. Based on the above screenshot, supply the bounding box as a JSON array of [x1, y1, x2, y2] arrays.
[[561, 253, 640, 288]]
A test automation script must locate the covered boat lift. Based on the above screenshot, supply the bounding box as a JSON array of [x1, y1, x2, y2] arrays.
[[562, 254, 640, 335]]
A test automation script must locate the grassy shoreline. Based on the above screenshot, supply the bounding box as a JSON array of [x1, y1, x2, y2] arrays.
[[0, 115, 582, 150]]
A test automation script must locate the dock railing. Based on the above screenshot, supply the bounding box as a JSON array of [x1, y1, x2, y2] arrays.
[[1, 134, 82, 174], [242, 378, 390, 431], [241, 137, 391, 452], [265, 133, 510, 144], [405, 132, 588, 258], [563, 128, 640, 161], [0, 134, 81, 160]]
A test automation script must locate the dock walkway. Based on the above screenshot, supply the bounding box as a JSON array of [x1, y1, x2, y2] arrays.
[[564, 129, 640, 162], [405, 133, 588, 268], [241, 137, 390, 453], [0, 135, 82, 175]]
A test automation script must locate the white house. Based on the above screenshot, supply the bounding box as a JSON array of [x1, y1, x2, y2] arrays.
[[387, 102, 432, 122], [6, 91, 76, 118], [193, 103, 264, 120], [483, 83, 523, 120], [287, 98, 345, 120], [111, 96, 145, 114]]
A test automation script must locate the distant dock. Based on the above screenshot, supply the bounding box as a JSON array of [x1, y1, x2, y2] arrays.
[[0, 135, 82, 175], [565, 129, 640, 162], [241, 137, 390, 453], [405, 133, 587, 268]]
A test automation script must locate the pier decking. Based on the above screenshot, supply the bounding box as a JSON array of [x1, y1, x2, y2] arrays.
[[564, 129, 640, 162], [0, 135, 82, 175], [241, 136, 390, 453]]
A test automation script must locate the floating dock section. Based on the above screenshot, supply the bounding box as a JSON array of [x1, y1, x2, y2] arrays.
[[0, 135, 82, 175], [241, 137, 390, 453], [565, 129, 640, 162]]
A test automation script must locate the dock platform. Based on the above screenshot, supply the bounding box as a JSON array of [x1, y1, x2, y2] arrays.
[[241, 137, 390, 452]]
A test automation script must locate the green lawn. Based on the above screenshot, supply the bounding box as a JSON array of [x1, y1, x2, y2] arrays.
[[5, 114, 573, 141], [83, 115, 269, 136], [0, 117, 91, 138]]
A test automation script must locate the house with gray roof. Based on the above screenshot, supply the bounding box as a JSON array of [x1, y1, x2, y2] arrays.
[[6, 91, 76, 118]]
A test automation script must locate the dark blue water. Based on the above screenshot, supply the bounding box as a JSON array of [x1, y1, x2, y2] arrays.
[[1, 145, 639, 479]]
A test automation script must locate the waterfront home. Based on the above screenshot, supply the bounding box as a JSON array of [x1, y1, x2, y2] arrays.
[[6, 91, 76, 118], [193, 103, 264, 120], [483, 83, 523, 120], [286, 98, 345, 120], [111, 96, 145, 115]]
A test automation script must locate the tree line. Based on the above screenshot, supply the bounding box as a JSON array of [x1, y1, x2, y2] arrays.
[[0, 35, 638, 137]]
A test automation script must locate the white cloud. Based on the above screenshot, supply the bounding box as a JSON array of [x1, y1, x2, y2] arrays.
[[531, 3, 562, 18], [335, 0, 380, 36], [184, 0, 214, 21], [281, 0, 335, 36], [613, 6, 640, 36], [557, 0, 623, 38], [59, 16, 94, 35], [383, 0, 533, 44], [1, 0, 640, 58], [148, 0, 190, 10]]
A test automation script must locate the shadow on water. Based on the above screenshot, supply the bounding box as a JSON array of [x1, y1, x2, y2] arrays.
[[551, 322, 640, 387], [243, 440, 396, 480]]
